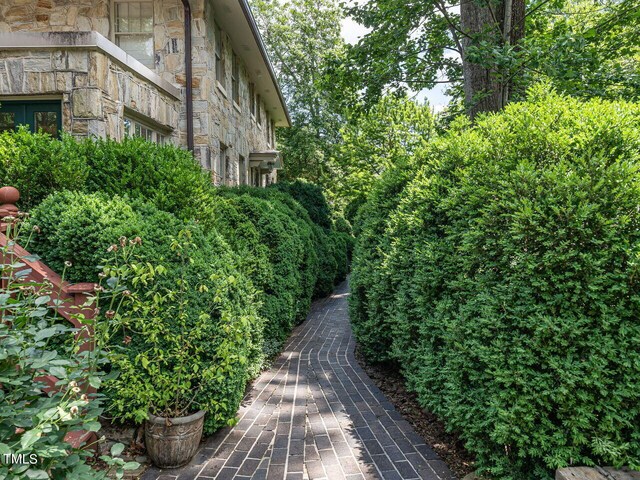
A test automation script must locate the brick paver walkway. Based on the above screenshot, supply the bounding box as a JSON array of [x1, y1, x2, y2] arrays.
[[142, 281, 455, 480]]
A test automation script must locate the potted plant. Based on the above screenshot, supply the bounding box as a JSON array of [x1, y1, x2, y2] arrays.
[[101, 232, 216, 469]]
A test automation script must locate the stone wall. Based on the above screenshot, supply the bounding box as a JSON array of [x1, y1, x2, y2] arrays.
[[0, 46, 180, 142], [0, 1, 110, 36], [0, 0, 280, 185]]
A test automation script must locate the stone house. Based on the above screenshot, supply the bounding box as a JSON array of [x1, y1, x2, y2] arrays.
[[0, 0, 290, 186]]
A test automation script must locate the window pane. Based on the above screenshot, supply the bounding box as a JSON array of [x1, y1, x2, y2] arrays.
[[116, 4, 129, 32], [141, 3, 153, 32], [0, 112, 15, 133], [116, 35, 154, 67], [34, 112, 58, 136], [129, 2, 141, 32]]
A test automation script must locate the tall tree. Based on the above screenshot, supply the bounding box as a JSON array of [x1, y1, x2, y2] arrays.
[[250, 0, 349, 182], [344, 0, 638, 117]]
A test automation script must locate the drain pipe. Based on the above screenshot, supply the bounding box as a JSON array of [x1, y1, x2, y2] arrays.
[[181, 0, 194, 152]]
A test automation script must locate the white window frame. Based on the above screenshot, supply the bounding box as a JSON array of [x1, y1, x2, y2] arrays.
[[214, 23, 225, 91], [112, 0, 155, 68], [231, 51, 240, 106], [124, 116, 166, 144]]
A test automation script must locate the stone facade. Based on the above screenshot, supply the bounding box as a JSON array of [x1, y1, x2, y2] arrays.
[[0, 45, 180, 141], [0, 0, 286, 186]]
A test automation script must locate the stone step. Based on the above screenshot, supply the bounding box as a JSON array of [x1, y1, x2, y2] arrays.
[[556, 467, 640, 480]]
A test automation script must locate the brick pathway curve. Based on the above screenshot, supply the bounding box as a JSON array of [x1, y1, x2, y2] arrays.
[[142, 281, 455, 480]]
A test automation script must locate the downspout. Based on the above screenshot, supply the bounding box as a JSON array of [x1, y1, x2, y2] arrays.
[[181, 0, 194, 152]]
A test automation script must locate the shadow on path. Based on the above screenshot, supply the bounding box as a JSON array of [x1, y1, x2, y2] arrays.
[[142, 280, 456, 480]]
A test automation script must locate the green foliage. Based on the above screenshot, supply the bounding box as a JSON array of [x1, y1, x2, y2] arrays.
[[0, 133, 211, 217], [349, 159, 418, 362], [250, 0, 348, 182], [0, 128, 88, 210], [80, 136, 212, 219], [1, 125, 352, 432], [343, 0, 639, 117], [200, 188, 313, 357], [0, 222, 136, 479], [329, 95, 435, 212], [27, 192, 263, 434], [351, 90, 640, 478], [524, 0, 640, 102], [270, 180, 332, 229]]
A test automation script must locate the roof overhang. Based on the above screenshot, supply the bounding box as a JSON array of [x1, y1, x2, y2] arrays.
[[250, 150, 283, 171], [210, 0, 291, 127]]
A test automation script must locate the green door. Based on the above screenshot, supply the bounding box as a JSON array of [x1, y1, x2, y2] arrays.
[[0, 100, 62, 137]]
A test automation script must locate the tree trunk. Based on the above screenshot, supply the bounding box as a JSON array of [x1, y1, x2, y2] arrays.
[[460, 0, 526, 119]]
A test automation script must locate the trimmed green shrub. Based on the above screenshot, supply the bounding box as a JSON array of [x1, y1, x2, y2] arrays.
[[0, 133, 211, 217], [0, 129, 88, 210], [311, 224, 338, 298], [349, 159, 418, 362], [351, 90, 640, 478], [28, 191, 263, 434], [205, 188, 317, 353], [270, 180, 332, 229], [80, 136, 212, 219]]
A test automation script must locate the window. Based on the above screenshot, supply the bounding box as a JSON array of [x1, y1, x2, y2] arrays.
[[114, 1, 154, 68], [217, 143, 227, 185], [231, 52, 240, 105], [0, 100, 61, 137], [239, 155, 246, 185], [225, 155, 231, 185], [256, 95, 262, 125], [271, 120, 276, 146], [249, 83, 255, 117], [0, 112, 15, 133], [266, 115, 270, 143], [214, 23, 224, 88], [124, 117, 165, 143]]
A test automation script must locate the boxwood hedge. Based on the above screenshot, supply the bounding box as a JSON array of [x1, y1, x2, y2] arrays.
[[27, 191, 263, 434], [351, 90, 640, 478], [2, 129, 352, 435]]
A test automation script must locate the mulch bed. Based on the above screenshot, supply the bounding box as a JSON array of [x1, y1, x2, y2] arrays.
[[355, 347, 475, 479]]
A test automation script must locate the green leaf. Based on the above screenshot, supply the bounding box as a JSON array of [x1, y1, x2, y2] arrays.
[[20, 428, 42, 449], [111, 443, 125, 457], [25, 470, 49, 479], [83, 421, 102, 432]]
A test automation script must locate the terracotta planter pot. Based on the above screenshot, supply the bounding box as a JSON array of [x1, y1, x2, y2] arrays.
[[145, 410, 205, 468]]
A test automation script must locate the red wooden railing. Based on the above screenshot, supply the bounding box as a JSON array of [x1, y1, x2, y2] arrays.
[[0, 186, 99, 450]]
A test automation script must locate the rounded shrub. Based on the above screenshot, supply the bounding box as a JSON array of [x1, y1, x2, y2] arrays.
[[201, 188, 316, 356], [27, 191, 263, 434], [0, 129, 88, 210], [351, 90, 640, 478], [0, 132, 211, 218], [80, 136, 212, 219], [270, 180, 332, 229]]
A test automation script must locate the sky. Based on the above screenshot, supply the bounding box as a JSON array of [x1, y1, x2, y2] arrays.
[[340, 9, 452, 111]]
